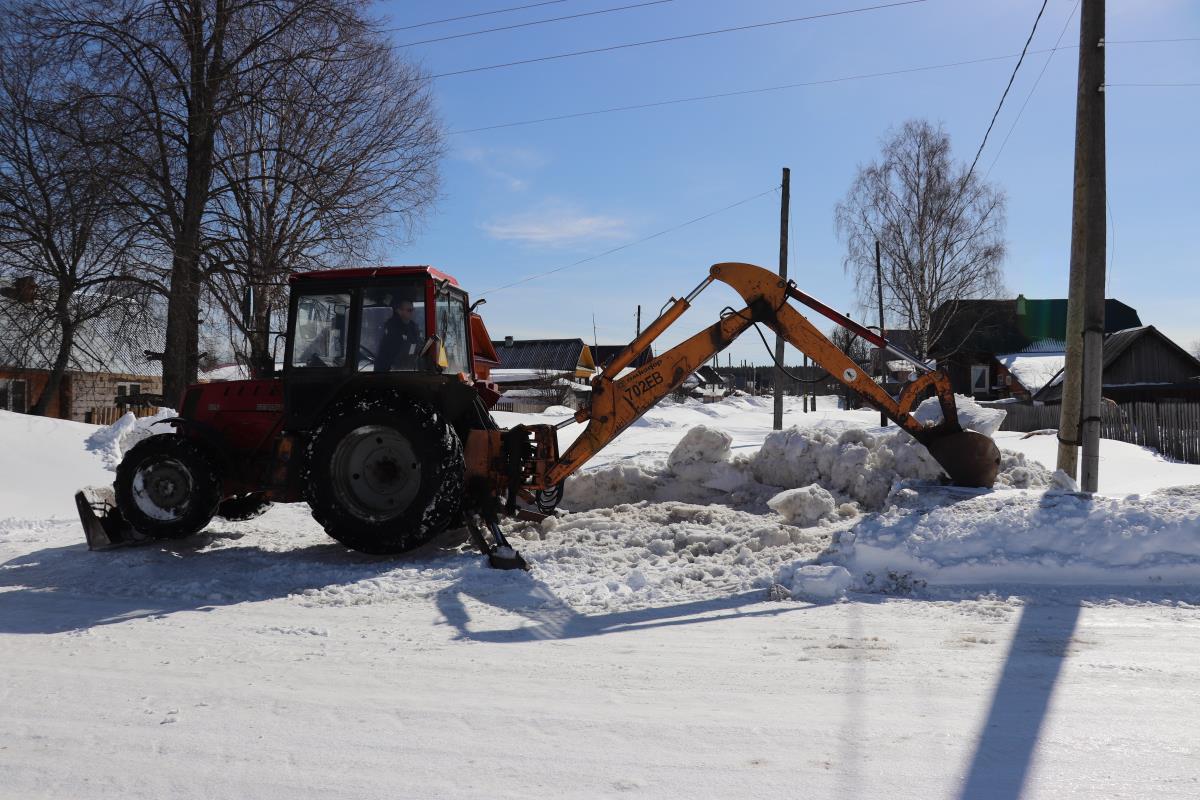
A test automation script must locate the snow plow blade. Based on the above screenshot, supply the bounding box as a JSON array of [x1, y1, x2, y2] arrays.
[[75, 487, 147, 550], [922, 430, 1002, 489]]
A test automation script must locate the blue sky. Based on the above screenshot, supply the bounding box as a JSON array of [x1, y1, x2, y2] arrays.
[[376, 0, 1199, 365]]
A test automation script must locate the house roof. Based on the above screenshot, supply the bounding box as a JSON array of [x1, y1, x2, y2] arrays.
[[931, 296, 1141, 357], [490, 338, 593, 372], [694, 365, 724, 384], [1034, 326, 1200, 400], [593, 345, 652, 370]]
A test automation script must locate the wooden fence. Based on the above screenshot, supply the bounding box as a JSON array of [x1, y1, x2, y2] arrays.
[[988, 401, 1200, 464], [87, 406, 160, 426]]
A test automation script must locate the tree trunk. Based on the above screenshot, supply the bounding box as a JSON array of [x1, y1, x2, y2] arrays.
[[30, 298, 76, 417]]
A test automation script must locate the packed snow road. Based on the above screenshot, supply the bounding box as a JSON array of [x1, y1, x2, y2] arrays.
[[2, 398, 1199, 799]]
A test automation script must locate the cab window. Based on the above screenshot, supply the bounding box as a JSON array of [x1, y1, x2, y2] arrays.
[[358, 283, 426, 372], [290, 292, 350, 368], [436, 290, 471, 376]]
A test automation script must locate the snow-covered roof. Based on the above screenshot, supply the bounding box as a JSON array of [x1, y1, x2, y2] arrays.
[[489, 368, 574, 384], [996, 352, 1066, 394]]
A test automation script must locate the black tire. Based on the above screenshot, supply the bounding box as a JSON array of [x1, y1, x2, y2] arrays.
[[114, 433, 222, 540], [301, 392, 463, 555], [217, 493, 273, 522]]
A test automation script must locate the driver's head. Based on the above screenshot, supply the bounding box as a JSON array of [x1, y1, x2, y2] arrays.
[[392, 297, 415, 319]]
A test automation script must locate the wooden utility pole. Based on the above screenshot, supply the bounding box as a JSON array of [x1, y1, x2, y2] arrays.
[[875, 240, 887, 426], [773, 167, 790, 430], [1057, 0, 1106, 489]]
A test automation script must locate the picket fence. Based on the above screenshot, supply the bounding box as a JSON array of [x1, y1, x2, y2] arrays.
[[989, 401, 1200, 465]]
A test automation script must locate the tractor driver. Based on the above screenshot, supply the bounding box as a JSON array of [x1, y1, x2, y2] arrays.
[[375, 294, 423, 371]]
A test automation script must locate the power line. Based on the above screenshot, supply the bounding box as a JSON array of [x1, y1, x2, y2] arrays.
[[964, 0, 1049, 180], [385, 1, 569, 33], [450, 51, 1037, 134], [1103, 82, 1200, 87], [986, 0, 1080, 176], [398, 0, 673, 48], [432, 0, 929, 78], [477, 185, 779, 296]]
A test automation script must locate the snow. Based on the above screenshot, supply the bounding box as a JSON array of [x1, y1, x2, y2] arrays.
[[996, 352, 1066, 394], [3, 397, 1200, 798]]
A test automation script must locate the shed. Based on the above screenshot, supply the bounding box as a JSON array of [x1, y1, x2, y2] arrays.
[[1034, 326, 1200, 403]]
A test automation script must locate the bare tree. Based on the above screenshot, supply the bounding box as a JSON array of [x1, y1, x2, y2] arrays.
[[0, 18, 148, 415], [206, 19, 441, 369], [35, 0, 370, 403], [836, 119, 1007, 359], [828, 325, 870, 365]]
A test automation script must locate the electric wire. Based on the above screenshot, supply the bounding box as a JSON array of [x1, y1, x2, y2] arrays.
[[964, 0, 1049, 181], [986, 0, 1080, 176], [448, 37, 1197, 135], [432, 0, 928, 78], [476, 185, 779, 296], [450, 51, 1038, 134], [398, 0, 673, 48], [385, 1, 569, 33]]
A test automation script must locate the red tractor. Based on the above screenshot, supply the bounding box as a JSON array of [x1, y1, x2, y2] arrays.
[[78, 262, 1002, 570]]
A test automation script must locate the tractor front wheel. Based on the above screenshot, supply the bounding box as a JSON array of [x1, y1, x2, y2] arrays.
[[302, 394, 463, 555], [114, 434, 222, 539]]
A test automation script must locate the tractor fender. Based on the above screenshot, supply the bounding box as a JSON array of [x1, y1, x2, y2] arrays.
[[156, 417, 232, 472]]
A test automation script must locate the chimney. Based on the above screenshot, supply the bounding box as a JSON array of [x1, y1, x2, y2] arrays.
[[504, 336, 514, 348]]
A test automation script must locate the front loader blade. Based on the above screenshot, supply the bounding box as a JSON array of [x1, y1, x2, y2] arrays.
[[922, 431, 1002, 489], [75, 487, 146, 550]]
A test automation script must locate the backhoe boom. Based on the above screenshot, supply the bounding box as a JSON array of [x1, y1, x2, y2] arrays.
[[539, 262, 1000, 490]]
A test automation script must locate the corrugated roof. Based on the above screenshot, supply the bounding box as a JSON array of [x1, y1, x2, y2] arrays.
[[593, 344, 652, 370], [491, 338, 590, 372]]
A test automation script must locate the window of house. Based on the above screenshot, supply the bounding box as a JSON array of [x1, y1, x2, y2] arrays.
[[290, 292, 351, 368], [116, 383, 142, 400], [970, 364, 990, 395], [1, 379, 28, 413]]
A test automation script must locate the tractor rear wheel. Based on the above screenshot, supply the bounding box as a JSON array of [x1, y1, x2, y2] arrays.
[[302, 393, 463, 554], [114, 433, 222, 539]]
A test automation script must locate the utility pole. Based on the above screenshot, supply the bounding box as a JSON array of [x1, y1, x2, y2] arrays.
[[803, 354, 809, 413], [636, 305, 641, 338], [773, 167, 790, 430], [875, 240, 887, 427], [1057, 0, 1106, 490]]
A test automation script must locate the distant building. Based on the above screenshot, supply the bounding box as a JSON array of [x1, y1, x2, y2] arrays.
[[488, 337, 597, 411], [0, 293, 163, 422]]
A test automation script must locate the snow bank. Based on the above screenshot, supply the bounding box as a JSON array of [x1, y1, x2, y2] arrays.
[[85, 408, 176, 470], [767, 485, 836, 525], [913, 393, 1007, 437], [826, 484, 1200, 587], [565, 421, 1053, 516]]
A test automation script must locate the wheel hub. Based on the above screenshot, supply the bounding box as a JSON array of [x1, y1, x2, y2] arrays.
[[131, 457, 193, 521], [331, 425, 422, 522]]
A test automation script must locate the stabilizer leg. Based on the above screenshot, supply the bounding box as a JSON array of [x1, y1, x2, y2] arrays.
[[465, 507, 529, 571]]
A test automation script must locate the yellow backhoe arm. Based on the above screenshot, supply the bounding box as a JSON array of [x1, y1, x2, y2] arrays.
[[542, 261, 1000, 488]]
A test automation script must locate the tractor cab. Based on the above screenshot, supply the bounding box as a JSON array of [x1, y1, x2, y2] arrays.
[[281, 266, 485, 430]]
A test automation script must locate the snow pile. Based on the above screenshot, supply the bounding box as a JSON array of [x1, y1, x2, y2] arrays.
[[828, 484, 1200, 587], [85, 408, 176, 470], [565, 420, 1053, 515], [783, 564, 853, 600], [913, 393, 1007, 436], [766, 485, 837, 525]]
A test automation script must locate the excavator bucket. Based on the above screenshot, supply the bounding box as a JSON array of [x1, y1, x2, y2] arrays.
[[74, 486, 147, 550], [921, 430, 1003, 489]]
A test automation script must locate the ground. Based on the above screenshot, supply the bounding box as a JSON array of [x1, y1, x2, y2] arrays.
[[1, 397, 1198, 799]]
